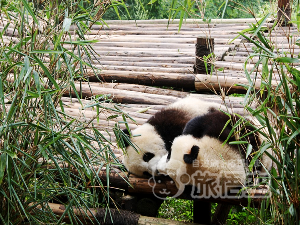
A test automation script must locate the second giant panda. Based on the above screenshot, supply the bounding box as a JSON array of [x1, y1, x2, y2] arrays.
[[164, 110, 272, 197], [122, 97, 225, 177]]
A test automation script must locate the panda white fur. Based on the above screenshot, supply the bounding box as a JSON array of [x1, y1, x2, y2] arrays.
[[164, 110, 272, 197], [122, 97, 224, 177]]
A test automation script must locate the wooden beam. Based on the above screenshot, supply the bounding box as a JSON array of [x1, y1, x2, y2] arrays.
[[85, 70, 196, 90], [277, 0, 291, 26], [211, 204, 232, 225], [193, 201, 211, 225], [195, 37, 214, 74], [41, 203, 200, 225]]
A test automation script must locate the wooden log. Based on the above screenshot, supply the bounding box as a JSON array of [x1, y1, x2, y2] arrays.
[[93, 56, 195, 64], [95, 60, 193, 68], [61, 107, 145, 127], [93, 41, 196, 48], [88, 46, 229, 58], [63, 101, 153, 121], [214, 60, 273, 72], [195, 73, 279, 93], [96, 18, 260, 25], [88, 23, 252, 31], [85, 70, 196, 90], [93, 35, 241, 44], [94, 64, 193, 74], [88, 25, 251, 33], [91, 49, 194, 57], [94, 83, 189, 98], [43, 203, 199, 225], [91, 36, 241, 45], [96, 170, 270, 207], [87, 29, 248, 36], [66, 82, 181, 104], [84, 46, 195, 53]]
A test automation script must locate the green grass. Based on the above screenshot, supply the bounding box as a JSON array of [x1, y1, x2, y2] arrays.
[[158, 198, 260, 224]]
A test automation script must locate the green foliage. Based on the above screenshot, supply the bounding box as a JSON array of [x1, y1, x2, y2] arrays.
[[103, 0, 171, 20], [233, 13, 300, 223], [158, 197, 193, 222], [226, 206, 259, 225], [158, 199, 260, 224], [202, 0, 269, 19], [0, 0, 130, 224], [103, 0, 270, 21]]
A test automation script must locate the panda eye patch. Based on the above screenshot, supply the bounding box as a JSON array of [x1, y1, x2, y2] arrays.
[[143, 152, 155, 162]]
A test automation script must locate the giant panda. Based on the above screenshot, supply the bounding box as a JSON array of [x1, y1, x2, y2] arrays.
[[122, 97, 225, 177], [164, 110, 272, 197]]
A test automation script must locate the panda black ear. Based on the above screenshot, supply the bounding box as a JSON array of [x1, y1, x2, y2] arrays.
[[183, 145, 199, 164]]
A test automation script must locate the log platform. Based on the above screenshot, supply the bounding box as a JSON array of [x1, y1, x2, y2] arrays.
[[2, 18, 297, 224]]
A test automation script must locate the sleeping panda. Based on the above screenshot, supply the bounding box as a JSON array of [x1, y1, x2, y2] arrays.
[[164, 110, 272, 197], [122, 97, 225, 177]]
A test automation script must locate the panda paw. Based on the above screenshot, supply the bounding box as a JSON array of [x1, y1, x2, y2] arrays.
[[183, 145, 199, 164]]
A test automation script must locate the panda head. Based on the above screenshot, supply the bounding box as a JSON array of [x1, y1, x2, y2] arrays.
[[122, 123, 168, 177], [164, 134, 247, 195]]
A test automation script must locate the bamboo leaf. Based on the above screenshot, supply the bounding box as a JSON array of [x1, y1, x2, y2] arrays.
[[0, 154, 6, 185], [275, 57, 300, 64], [252, 13, 270, 38], [0, 78, 5, 113], [21, 0, 39, 24], [32, 70, 41, 97], [148, 0, 158, 4], [62, 40, 99, 45], [32, 54, 60, 90], [245, 144, 253, 159], [63, 17, 72, 32], [30, 50, 64, 54]]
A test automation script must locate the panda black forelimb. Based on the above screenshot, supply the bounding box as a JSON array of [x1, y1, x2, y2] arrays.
[[183, 145, 199, 164]]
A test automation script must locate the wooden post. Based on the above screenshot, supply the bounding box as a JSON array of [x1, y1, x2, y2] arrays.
[[277, 0, 291, 26], [193, 200, 211, 224], [194, 37, 214, 74], [211, 204, 232, 225]]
